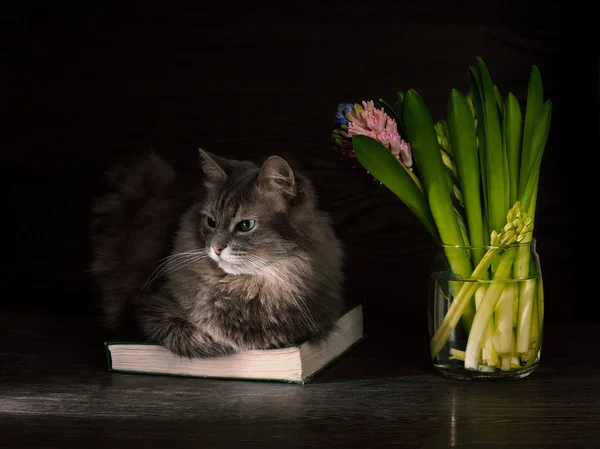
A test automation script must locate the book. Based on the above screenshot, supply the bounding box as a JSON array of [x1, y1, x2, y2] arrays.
[[105, 303, 365, 384]]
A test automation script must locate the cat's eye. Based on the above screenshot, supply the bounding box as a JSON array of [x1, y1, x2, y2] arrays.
[[237, 219, 256, 232], [206, 216, 217, 228]]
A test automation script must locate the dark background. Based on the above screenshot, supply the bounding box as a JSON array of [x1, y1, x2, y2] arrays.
[[1, 2, 597, 332]]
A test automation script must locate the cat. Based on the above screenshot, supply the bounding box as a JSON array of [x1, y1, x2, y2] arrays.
[[89, 149, 345, 358]]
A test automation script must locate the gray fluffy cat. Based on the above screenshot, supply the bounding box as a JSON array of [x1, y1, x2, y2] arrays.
[[89, 150, 345, 358]]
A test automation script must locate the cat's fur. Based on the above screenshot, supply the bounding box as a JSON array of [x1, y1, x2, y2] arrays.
[[89, 150, 345, 358]]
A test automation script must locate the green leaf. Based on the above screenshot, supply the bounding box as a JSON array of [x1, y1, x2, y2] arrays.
[[496, 86, 510, 208], [468, 66, 489, 243], [396, 91, 405, 111], [519, 65, 544, 198], [403, 89, 477, 328], [378, 97, 401, 123], [520, 99, 552, 217], [447, 89, 486, 265], [477, 56, 507, 234], [351, 135, 439, 239], [402, 90, 471, 252], [494, 85, 505, 117], [504, 93, 523, 206], [395, 91, 406, 135]]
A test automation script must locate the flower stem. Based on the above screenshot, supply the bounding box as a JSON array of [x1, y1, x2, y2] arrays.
[[482, 321, 498, 367], [494, 282, 515, 356], [516, 278, 536, 355], [430, 247, 501, 358], [464, 247, 517, 370], [521, 277, 544, 367]]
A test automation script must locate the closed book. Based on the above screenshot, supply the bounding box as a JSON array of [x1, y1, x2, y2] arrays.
[[105, 304, 364, 384]]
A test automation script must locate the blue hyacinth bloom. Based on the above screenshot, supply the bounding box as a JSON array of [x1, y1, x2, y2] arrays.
[[334, 103, 354, 127]]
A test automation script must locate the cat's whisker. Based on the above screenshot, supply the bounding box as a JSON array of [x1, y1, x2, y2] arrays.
[[133, 256, 203, 304], [153, 251, 210, 275], [156, 254, 209, 278], [135, 252, 211, 302], [151, 253, 211, 282], [139, 260, 174, 293], [153, 250, 208, 265], [143, 251, 207, 286], [144, 257, 188, 286]]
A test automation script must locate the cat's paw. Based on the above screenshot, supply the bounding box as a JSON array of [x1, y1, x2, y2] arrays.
[[161, 317, 233, 359]]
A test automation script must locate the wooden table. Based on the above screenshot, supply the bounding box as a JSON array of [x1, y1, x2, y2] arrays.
[[2, 312, 598, 448]]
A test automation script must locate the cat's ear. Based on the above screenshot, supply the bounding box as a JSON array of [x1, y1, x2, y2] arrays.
[[258, 156, 296, 197], [198, 149, 229, 183]]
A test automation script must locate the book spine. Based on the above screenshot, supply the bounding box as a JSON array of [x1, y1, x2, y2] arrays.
[[104, 342, 114, 371]]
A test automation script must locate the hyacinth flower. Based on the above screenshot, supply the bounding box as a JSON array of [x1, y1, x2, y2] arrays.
[[332, 103, 362, 170], [332, 101, 415, 184], [345, 102, 439, 239], [347, 101, 413, 169]]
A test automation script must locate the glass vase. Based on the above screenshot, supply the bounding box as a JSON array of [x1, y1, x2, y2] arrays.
[[428, 239, 543, 380]]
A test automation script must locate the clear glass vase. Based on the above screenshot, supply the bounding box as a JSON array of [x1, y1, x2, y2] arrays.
[[428, 239, 543, 380]]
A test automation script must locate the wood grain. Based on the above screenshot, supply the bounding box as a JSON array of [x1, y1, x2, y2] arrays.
[[1, 311, 599, 448]]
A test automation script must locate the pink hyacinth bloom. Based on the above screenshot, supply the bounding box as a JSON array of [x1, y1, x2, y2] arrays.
[[399, 140, 413, 169], [346, 100, 413, 169]]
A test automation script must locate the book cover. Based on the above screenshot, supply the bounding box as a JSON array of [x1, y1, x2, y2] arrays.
[[105, 303, 365, 384]]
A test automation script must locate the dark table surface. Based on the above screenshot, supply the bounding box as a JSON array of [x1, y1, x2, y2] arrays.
[[2, 311, 599, 449]]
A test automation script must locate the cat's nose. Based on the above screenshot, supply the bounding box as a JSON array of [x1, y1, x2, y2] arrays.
[[213, 245, 227, 256]]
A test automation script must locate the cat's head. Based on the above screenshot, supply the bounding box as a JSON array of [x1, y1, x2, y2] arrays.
[[193, 150, 321, 276]]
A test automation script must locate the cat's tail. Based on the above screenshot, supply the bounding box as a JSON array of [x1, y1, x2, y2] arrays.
[[89, 152, 177, 330]]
